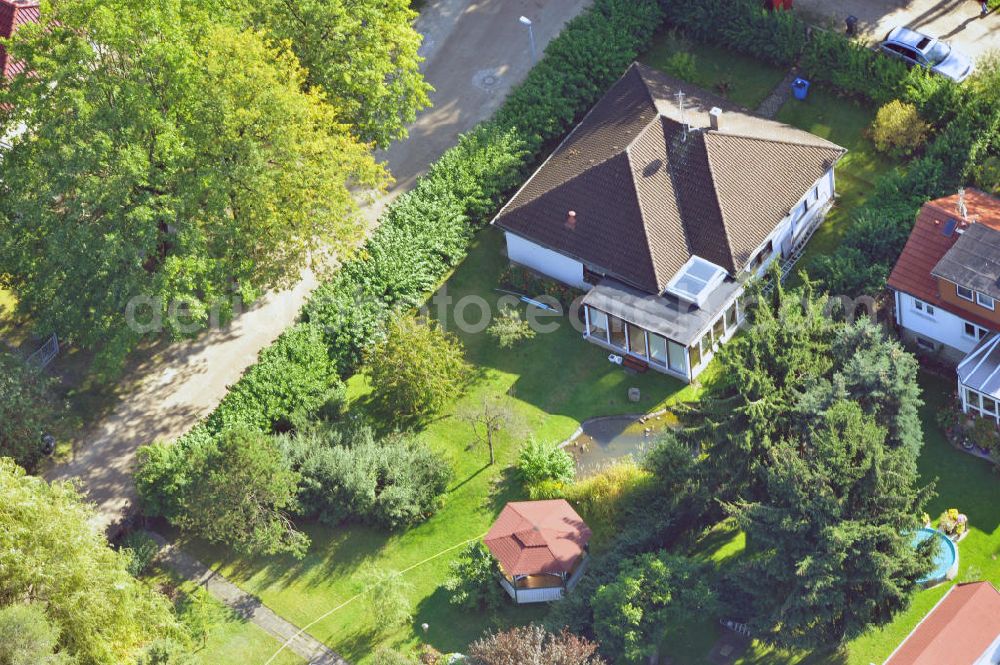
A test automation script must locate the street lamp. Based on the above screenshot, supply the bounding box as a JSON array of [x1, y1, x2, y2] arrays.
[[519, 16, 537, 64]]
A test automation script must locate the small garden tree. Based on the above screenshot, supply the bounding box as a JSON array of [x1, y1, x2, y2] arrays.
[[173, 425, 308, 558], [487, 305, 536, 349], [459, 392, 524, 466], [871, 100, 929, 158], [591, 551, 715, 663], [444, 541, 505, 613], [361, 567, 413, 634], [367, 316, 470, 423]]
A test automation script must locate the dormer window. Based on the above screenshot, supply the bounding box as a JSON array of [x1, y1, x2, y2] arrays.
[[977, 292, 995, 310], [957, 285, 974, 301], [665, 256, 727, 307]]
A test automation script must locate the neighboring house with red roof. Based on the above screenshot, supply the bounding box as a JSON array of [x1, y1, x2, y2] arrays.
[[884, 581, 1000, 665], [491, 62, 845, 382], [888, 189, 1000, 423], [483, 499, 591, 604], [0, 0, 39, 81]]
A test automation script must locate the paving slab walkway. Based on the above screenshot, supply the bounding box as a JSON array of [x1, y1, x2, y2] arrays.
[[46, 0, 593, 535], [148, 532, 347, 665], [755, 68, 798, 119]]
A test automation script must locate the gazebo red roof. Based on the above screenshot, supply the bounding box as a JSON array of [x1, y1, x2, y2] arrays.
[[483, 500, 591, 577]]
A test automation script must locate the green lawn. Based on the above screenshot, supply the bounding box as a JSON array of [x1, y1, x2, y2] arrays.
[[776, 88, 889, 284], [145, 564, 305, 665], [641, 31, 787, 109], [185, 229, 696, 662]]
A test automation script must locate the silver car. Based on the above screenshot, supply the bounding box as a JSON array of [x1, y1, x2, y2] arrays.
[[879, 26, 974, 83]]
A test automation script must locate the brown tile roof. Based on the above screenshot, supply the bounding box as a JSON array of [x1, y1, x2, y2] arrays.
[[493, 62, 845, 294], [0, 0, 38, 80], [483, 500, 591, 577], [888, 189, 1000, 330], [885, 582, 1000, 665]]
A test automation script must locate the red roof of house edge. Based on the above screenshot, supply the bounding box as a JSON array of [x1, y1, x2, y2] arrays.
[[0, 0, 39, 80], [888, 189, 1000, 331], [884, 581, 1000, 665], [483, 500, 591, 577]]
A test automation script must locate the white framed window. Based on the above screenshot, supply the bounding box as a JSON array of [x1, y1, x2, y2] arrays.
[[957, 285, 974, 301], [587, 307, 609, 343], [984, 396, 998, 415], [648, 333, 667, 367], [977, 292, 995, 310], [964, 322, 990, 340], [914, 299, 935, 316]]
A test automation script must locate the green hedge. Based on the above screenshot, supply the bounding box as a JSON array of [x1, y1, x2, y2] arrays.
[[148, 0, 664, 479]]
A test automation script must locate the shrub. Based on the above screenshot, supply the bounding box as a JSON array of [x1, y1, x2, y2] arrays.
[[561, 459, 652, 535], [444, 541, 506, 613], [206, 323, 344, 434], [501, 264, 583, 309], [280, 424, 453, 529], [372, 649, 418, 665], [366, 316, 471, 423], [872, 100, 929, 158], [487, 306, 536, 349], [468, 625, 607, 665], [662, 51, 697, 81], [0, 349, 64, 472], [517, 439, 576, 486], [122, 531, 161, 578]]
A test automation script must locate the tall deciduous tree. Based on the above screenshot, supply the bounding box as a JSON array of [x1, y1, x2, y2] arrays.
[[0, 0, 385, 370], [0, 459, 185, 664], [242, 0, 432, 148]]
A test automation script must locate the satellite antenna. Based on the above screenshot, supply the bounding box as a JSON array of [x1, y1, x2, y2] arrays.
[[676, 90, 689, 141]]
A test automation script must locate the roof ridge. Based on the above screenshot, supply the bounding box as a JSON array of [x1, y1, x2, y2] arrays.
[[706, 129, 846, 154]]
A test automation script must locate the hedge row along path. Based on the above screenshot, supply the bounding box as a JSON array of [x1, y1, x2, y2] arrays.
[[46, 0, 593, 535]]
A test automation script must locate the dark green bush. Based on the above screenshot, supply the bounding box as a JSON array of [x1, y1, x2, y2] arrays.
[[279, 424, 453, 529]]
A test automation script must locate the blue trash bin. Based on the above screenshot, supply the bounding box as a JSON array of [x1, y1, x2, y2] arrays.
[[792, 77, 810, 101]]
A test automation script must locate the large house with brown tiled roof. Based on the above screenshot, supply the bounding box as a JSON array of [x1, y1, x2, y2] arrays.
[[889, 189, 1000, 423], [492, 63, 845, 381]]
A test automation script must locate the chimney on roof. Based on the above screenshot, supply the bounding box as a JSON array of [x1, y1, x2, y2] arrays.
[[958, 188, 969, 221], [709, 107, 722, 131], [565, 210, 577, 230]]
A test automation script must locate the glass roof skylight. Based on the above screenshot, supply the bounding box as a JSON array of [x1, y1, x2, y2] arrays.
[[665, 256, 727, 307]]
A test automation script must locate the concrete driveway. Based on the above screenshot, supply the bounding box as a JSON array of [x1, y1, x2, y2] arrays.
[[46, 0, 592, 534], [796, 0, 1000, 60]]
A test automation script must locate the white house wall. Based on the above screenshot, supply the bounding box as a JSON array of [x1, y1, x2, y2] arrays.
[[505, 231, 588, 289], [897, 291, 982, 354]]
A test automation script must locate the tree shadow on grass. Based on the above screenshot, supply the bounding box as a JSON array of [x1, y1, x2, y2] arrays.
[[486, 465, 527, 516]]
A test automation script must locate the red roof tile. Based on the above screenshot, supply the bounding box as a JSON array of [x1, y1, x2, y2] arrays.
[[885, 582, 1000, 665], [888, 189, 1000, 330], [0, 0, 39, 81], [483, 500, 591, 577]]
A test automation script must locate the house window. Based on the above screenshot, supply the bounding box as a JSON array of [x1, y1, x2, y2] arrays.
[[667, 340, 686, 373], [608, 315, 627, 350], [983, 396, 997, 415], [700, 332, 713, 358], [916, 336, 936, 351], [627, 323, 647, 357], [749, 240, 774, 273], [964, 322, 990, 340], [725, 302, 738, 330], [587, 307, 609, 343], [689, 340, 702, 369], [648, 333, 667, 367], [957, 285, 974, 302], [977, 292, 995, 310], [914, 299, 935, 316], [712, 317, 725, 344], [966, 388, 981, 410]]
